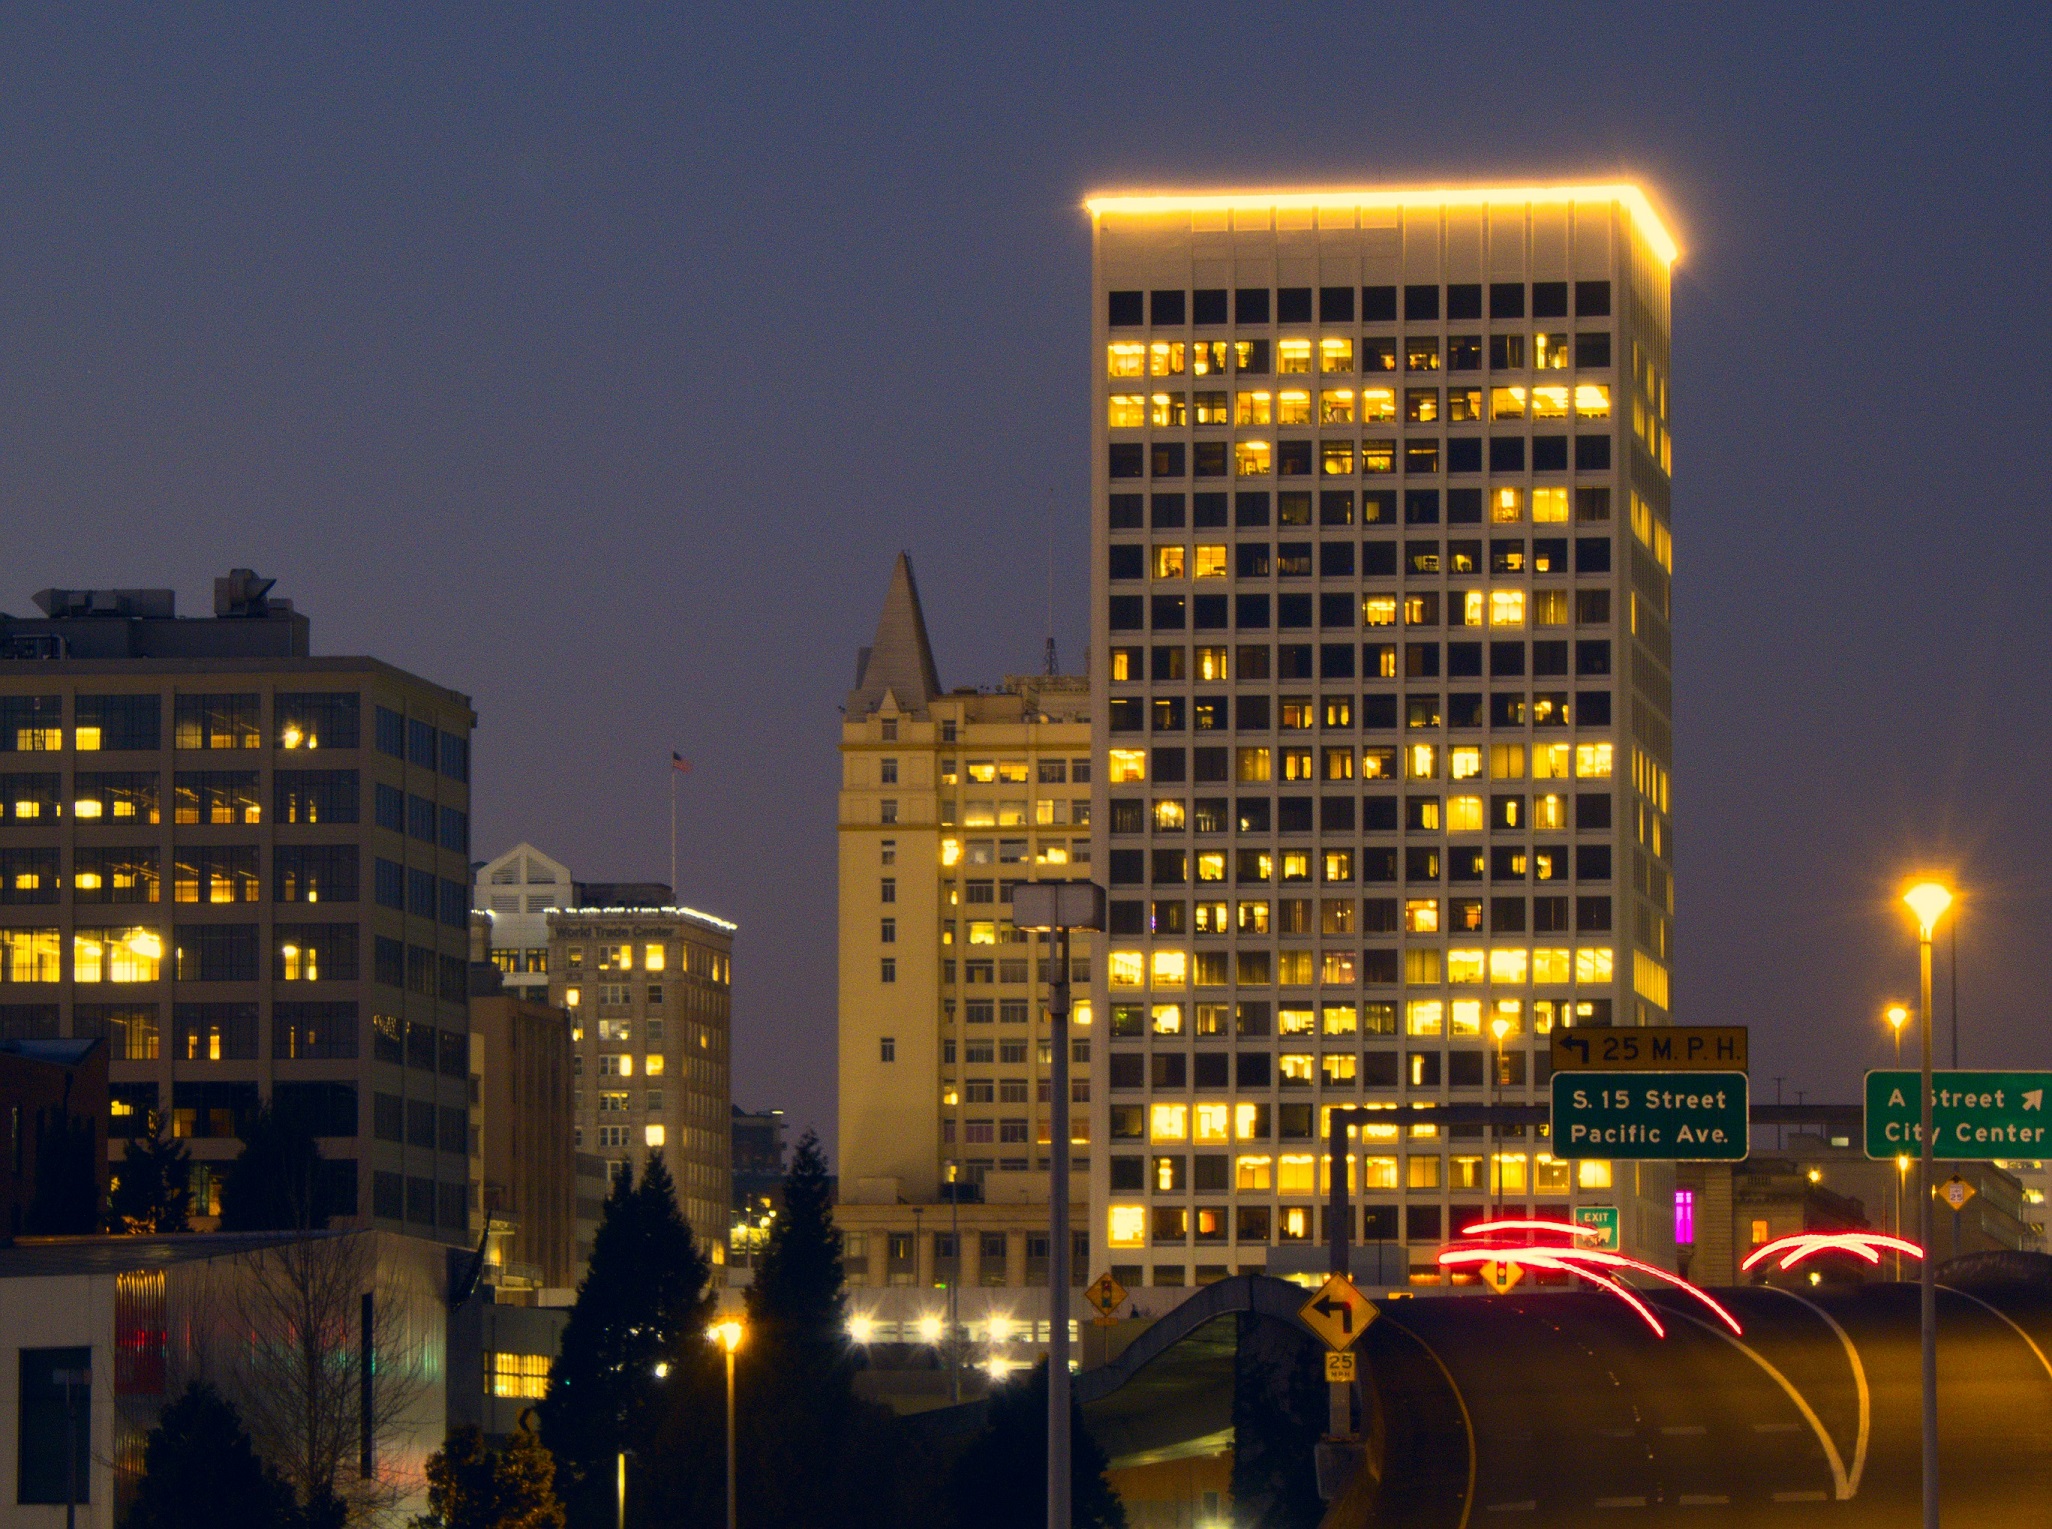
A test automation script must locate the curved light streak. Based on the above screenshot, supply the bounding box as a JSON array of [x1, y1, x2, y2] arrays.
[[1439, 1247, 1667, 1336], [1740, 1232, 1924, 1274], [1458, 1218, 1605, 1242], [1438, 1232, 1743, 1338]]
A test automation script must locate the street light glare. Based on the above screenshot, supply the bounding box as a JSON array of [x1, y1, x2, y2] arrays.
[[1902, 881, 1954, 936], [710, 1320, 744, 1354], [1885, 1003, 1909, 1031]]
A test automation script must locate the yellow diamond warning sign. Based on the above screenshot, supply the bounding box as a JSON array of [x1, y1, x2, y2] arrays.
[[1937, 1175, 1977, 1213], [1297, 1273, 1376, 1352], [1084, 1272, 1128, 1322], [1479, 1260, 1524, 1295]]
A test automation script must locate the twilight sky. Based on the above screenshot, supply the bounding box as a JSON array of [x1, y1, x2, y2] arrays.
[[6, 8, 2051, 1156]]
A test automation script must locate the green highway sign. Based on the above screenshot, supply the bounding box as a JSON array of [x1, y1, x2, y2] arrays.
[[1864, 1070, 2052, 1160], [1551, 1072, 1749, 1160], [1572, 1205, 1621, 1250]]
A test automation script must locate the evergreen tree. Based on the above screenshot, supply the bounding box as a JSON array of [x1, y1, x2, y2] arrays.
[[25, 1107, 101, 1234], [1229, 1312, 1328, 1529], [218, 1102, 328, 1232], [415, 1424, 565, 1529], [945, 1360, 1127, 1529], [538, 1154, 711, 1528], [745, 1128, 843, 1348], [122, 1381, 301, 1529], [110, 1111, 193, 1233]]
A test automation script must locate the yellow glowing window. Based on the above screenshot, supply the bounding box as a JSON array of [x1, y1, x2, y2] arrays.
[[1362, 595, 1397, 628], [1405, 340, 1440, 372], [489, 1352, 552, 1400], [1578, 1160, 1614, 1191], [1576, 948, 1615, 983], [1108, 1205, 1147, 1248], [1108, 343, 1145, 378], [1489, 949, 1530, 985], [1321, 1003, 1358, 1036], [1148, 341, 1186, 377], [1194, 389, 1230, 425], [1408, 1155, 1441, 1189], [1320, 948, 1355, 982], [1107, 950, 1144, 988], [1490, 386, 1526, 420], [1491, 996, 1524, 1034], [1235, 1154, 1273, 1190], [1276, 389, 1311, 425], [968, 922, 996, 946], [1446, 796, 1483, 832], [1319, 337, 1354, 373], [1108, 394, 1145, 427], [1196, 851, 1226, 882], [74, 727, 103, 751], [1450, 998, 1482, 1036], [1532, 744, 1571, 780], [1194, 1103, 1230, 1144], [1490, 486, 1524, 525], [1277, 338, 1312, 374], [14, 728, 61, 752], [1363, 1156, 1398, 1189], [1, 928, 63, 983], [1191, 340, 1227, 376], [1236, 902, 1270, 935], [1279, 853, 1311, 886], [1153, 799, 1186, 831], [1362, 439, 1395, 474], [644, 1123, 666, 1148], [1534, 793, 1566, 830], [940, 838, 963, 867], [1406, 947, 1443, 982], [1533, 949, 1571, 984], [1489, 590, 1526, 628], [966, 760, 997, 783], [1403, 899, 1439, 934], [1405, 388, 1440, 424], [1150, 1103, 1189, 1142], [1406, 744, 1438, 780], [1193, 545, 1228, 579], [1195, 645, 1229, 679], [1455, 590, 1483, 628], [1530, 384, 1569, 419], [1320, 442, 1354, 476], [1278, 1005, 1315, 1036], [1446, 949, 1486, 985], [1150, 951, 1187, 990], [1406, 1000, 1444, 1037], [1445, 747, 1482, 783], [1277, 1154, 1316, 1194], [643, 1053, 665, 1077], [1153, 545, 1186, 580], [1318, 388, 1355, 424], [1074, 1001, 1093, 1028], [1530, 486, 1569, 525], [1575, 383, 1611, 419], [1108, 749, 1147, 783], [1535, 1153, 1570, 1192], [1534, 334, 1568, 370], [1448, 388, 1482, 423], [1151, 1003, 1184, 1036], [1150, 393, 1186, 427], [1576, 743, 1615, 779], [1358, 386, 1396, 423], [1235, 440, 1272, 476], [1234, 390, 1272, 425]]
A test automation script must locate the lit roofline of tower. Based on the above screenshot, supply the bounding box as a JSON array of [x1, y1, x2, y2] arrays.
[[1083, 183, 1679, 267]]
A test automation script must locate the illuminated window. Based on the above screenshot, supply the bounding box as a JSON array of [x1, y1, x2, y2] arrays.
[[1108, 394, 1145, 427], [1192, 545, 1229, 580], [1108, 343, 1145, 379], [73, 927, 163, 983], [1149, 341, 1186, 377], [1358, 387, 1396, 423], [1193, 340, 1228, 377], [1579, 1160, 1614, 1191], [1150, 1003, 1184, 1035], [1319, 337, 1354, 373], [1402, 899, 1439, 935], [1530, 487, 1569, 525], [1531, 384, 1569, 419], [1194, 1104, 1230, 1144], [1279, 1054, 1315, 1087], [1318, 388, 1355, 424], [0, 927, 63, 983], [1107, 950, 1144, 988], [1446, 796, 1483, 832], [1234, 390, 1273, 425], [1150, 950, 1187, 989], [1575, 383, 1611, 419], [1277, 339, 1312, 374], [1194, 390, 1230, 425], [645, 1124, 666, 1147], [1533, 949, 1571, 984], [1154, 545, 1186, 580], [1108, 1205, 1147, 1248], [1489, 590, 1526, 627], [1405, 339, 1440, 372], [1235, 1155, 1272, 1190], [489, 1352, 552, 1400], [1235, 441, 1272, 476], [1320, 442, 1354, 476], [1108, 750, 1147, 783], [1576, 948, 1615, 983], [1406, 744, 1439, 780], [1575, 743, 1614, 779], [1277, 1154, 1317, 1194], [1531, 744, 1571, 780], [1150, 1103, 1188, 1142], [1150, 393, 1187, 427], [1534, 333, 1568, 370], [1489, 386, 1526, 420], [1362, 596, 1397, 628], [1489, 949, 1529, 985], [1405, 1000, 1443, 1037], [1407, 1155, 1441, 1189], [1446, 949, 1485, 985]]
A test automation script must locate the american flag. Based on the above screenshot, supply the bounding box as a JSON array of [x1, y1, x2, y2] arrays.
[[671, 752, 692, 775]]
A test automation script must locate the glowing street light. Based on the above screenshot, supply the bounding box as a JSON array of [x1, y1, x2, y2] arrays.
[[710, 1320, 745, 1529], [1901, 878, 1953, 1529]]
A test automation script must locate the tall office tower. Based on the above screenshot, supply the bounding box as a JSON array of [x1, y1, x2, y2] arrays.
[[837, 555, 1092, 1301], [1086, 188, 1678, 1292], [547, 898, 734, 1262], [0, 572, 479, 1240]]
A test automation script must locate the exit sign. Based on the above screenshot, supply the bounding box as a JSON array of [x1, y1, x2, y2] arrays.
[[1864, 1070, 2052, 1160], [1551, 1072, 1750, 1161]]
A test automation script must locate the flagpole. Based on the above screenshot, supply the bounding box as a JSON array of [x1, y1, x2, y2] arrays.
[[670, 766, 678, 903]]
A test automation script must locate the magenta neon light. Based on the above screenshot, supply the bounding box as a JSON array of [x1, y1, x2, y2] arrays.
[[1738, 1231, 1925, 1274]]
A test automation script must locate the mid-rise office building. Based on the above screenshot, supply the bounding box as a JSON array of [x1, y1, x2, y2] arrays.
[[836, 554, 1092, 1316], [1086, 188, 1678, 1289], [0, 572, 478, 1239], [469, 972, 578, 1293], [472, 843, 572, 1001]]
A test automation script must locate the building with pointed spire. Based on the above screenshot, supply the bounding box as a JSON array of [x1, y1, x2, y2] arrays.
[[836, 555, 1094, 1319]]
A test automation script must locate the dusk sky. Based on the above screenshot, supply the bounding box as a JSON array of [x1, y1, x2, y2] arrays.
[[6, 9, 2050, 1155]]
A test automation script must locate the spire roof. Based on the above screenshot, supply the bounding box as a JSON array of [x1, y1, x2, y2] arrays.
[[847, 552, 942, 719]]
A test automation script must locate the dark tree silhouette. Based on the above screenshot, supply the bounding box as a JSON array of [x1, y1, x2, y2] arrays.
[[110, 1110, 192, 1233], [121, 1381, 301, 1529], [945, 1359, 1127, 1529], [218, 1102, 328, 1232], [25, 1106, 101, 1234]]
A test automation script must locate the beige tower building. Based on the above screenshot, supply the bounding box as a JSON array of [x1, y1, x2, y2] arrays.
[[836, 555, 1091, 1338], [1086, 186, 1679, 1291]]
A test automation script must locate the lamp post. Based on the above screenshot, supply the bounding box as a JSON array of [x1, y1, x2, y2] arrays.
[[1903, 880, 1953, 1529], [1009, 879, 1106, 1529], [711, 1320, 745, 1529], [1886, 1004, 1910, 1283]]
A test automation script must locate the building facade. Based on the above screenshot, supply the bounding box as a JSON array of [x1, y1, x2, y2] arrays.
[[837, 554, 1098, 1316], [0, 574, 478, 1241], [546, 902, 733, 1260], [1086, 188, 1679, 1290], [468, 978, 577, 1294], [471, 843, 571, 1002]]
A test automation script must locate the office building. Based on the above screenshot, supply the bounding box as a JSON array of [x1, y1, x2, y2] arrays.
[[0, 572, 477, 1241], [836, 554, 1092, 1329], [468, 971, 578, 1294], [1, 1036, 108, 1236], [1086, 188, 1678, 1288], [471, 843, 572, 1001], [546, 898, 734, 1262]]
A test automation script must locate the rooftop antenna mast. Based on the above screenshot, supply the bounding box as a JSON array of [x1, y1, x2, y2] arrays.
[[1042, 488, 1059, 677]]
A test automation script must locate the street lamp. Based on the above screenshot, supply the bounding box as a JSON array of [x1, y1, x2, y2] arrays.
[[1489, 1014, 1512, 1217], [1009, 879, 1106, 1529], [711, 1319, 745, 1529], [1902, 878, 1953, 1529]]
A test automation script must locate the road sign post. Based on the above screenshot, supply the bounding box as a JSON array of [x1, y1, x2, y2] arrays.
[[1550, 1072, 1749, 1160], [1864, 1070, 2052, 1159], [1299, 1273, 1375, 1441]]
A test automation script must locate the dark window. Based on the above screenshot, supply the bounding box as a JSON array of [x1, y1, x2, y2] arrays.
[[276, 770, 358, 825], [374, 783, 405, 832], [1405, 440, 1439, 475], [1448, 694, 1484, 728], [373, 1170, 403, 1219], [1194, 595, 1229, 629], [1110, 1154, 1144, 1188], [1152, 747, 1187, 782], [1534, 896, 1570, 934], [1109, 444, 1143, 479], [1151, 1053, 1187, 1089], [1320, 642, 1355, 679], [1236, 1053, 1273, 1089], [1109, 544, 1143, 581], [1109, 698, 1144, 732], [1109, 494, 1144, 530], [1576, 331, 1612, 369], [273, 1081, 358, 1138], [276, 693, 361, 751], [1108, 290, 1143, 326], [1276, 287, 1312, 324], [274, 1001, 359, 1061], [1276, 593, 1313, 629], [173, 925, 258, 983], [1193, 289, 1228, 326], [1532, 281, 1569, 319], [1152, 595, 1187, 631], [1576, 845, 1613, 881], [1448, 1051, 1485, 1088], [1576, 537, 1613, 575], [439, 732, 469, 782], [1194, 749, 1229, 783], [1576, 640, 1612, 677], [1362, 540, 1397, 577], [1275, 542, 1312, 578], [1532, 436, 1568, 472], [1576, 793, 1613, 830], [1319, 286, 1355, 323], [1363, 798, 1398, 833], [1362, 286, 1397, 323], [1151, 290, 1185, 326], [1235, 288, 1270, 325], [1193, 492, 1229, 527], [1236, 543, 1271, 579], [1320, 541, 1355, 577], [1404, 285, 1440, 322], [1575, 434, 1612, 472], [374, 859, 404, 910], [16, 1347, 93, 1504], [1446, 438, 1482, 475], [1489, 641, 1525, 678], [1362, 695, 1397, 730], [1152, 442, 1187, 478], [1575, 280, 1611, 317], [1489, 437, 1526, 473], [1577, 486, 1612, 522], [1152, 493, 1186, 529], [273, 845, 358, 903], [439, 806, 468, 855], [1320, 797, 1355, 833], [274, 923, 358, 982], [1578, 691, 1612, 726], [1108, 850, 1145, 886], [1489, 282, 1525, 319], [174, 693, 261, 751], [1152, 850, 1188, 885], [440, 1028, 468, 1078], [173, 1002, 258, 1061], [407, 795, 436, 842], [440, 879, 469, 928], [375, 706, 405, 758], [1108, 900, 1145, 935], [1236, 695, 1271, 731], [1109, 596, 1145, 632], [1577, 895, 1613, 932], [1236, 594, 1271, 630], [1236, 491, 1271, 527], [1277, 440, 1312, 477], [1446, 284, 1482, 320], [407, 867, 436, 918], [1404, 490, 1439, 525], [76, 695, 160, 752]]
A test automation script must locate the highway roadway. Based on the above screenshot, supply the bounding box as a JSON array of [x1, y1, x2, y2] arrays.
[[1351, 1279, 2052, 1526]]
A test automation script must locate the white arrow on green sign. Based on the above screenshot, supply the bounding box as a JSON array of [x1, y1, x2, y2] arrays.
[[1864, 1070, 2052, 1160]]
